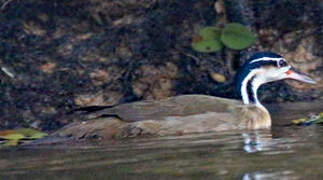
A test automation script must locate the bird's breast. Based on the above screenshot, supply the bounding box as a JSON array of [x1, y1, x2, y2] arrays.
[[234, 105, 271, 129]]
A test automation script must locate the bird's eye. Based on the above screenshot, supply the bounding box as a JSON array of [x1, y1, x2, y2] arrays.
[[278, 60, 287, 67]]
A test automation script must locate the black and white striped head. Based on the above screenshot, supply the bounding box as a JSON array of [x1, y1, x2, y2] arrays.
[[236, 52, 316, 107]]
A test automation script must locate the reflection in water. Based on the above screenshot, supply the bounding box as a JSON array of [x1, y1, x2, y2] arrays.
[[1, 102, 322, 179], [240, 130, 295, 154], [1, 126, 323, 179], [242, 131, 273, 153], [243, 170, 296, 180]]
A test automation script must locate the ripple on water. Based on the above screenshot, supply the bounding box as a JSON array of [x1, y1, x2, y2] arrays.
[[1, 123, 323, 179]]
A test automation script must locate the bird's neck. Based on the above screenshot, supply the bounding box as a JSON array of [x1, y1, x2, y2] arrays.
[[240, 71, 265, 109]]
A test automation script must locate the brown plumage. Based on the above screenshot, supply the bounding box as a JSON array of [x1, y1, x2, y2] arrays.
[[76, 95, 271, 137], [56, 52, 315, 139]]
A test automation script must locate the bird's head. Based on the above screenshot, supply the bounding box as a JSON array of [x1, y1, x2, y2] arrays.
[[236, 52, 316, 107]]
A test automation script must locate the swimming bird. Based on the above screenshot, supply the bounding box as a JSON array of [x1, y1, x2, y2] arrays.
[[71, 52, 316, 137]]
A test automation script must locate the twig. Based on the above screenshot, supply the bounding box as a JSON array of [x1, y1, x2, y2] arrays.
[[1, 0, 14, 11], [179, 51, 201, 63], [1, 67, 15, 78]]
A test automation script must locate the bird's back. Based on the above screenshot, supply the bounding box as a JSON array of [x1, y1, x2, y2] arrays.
[[80, 95, 270, 136], [87, 95, 242, 121]]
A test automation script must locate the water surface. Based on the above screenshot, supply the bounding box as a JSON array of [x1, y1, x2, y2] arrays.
[[1, 102, 323, 180]]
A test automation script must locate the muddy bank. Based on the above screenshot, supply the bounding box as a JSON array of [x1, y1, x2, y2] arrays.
[[0, 0, 322, 131]]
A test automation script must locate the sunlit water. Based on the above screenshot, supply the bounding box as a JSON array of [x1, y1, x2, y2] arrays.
[[1, 102, 323, 180]]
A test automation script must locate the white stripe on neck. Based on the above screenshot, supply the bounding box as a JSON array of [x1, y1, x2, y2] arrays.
[[251, 75, 267, 107], [241, 69, 261, 104], [250, 57, 284, 64], [241, 68, 268, 109]]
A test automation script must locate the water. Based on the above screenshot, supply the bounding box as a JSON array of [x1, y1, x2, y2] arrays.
[[0, 102, 323, 180]]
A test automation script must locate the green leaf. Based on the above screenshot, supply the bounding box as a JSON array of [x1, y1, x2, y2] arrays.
[[192, 26, 223, 53], [313, 112, 323, 124], [314, 118, 323, 124], [292, 118, 307, 125], [0, 128, 47, 141], [221, 23, 256, 50], [3, 140, 19, 146], [15, 128, 48, 139], [192, 40, 223, 53], [200, 27, 221, 40], [3, 133, 25, 140]]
